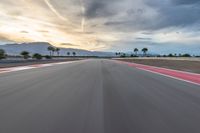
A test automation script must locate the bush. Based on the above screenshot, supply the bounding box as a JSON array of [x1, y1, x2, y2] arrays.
[[131, 54, 138, 57], [182, 54, 191, 57], [32, 53, 42, 60], [0, 49, 6, 60], [168, 53, 174, 57], [44, 55, 52, 59], [157, 55, 161, 57], [20, 51, 30, 59], [163, 55, 167, 57], [120, 53, 126, 58]]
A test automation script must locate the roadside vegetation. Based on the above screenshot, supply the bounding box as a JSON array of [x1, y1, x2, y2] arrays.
[[142, 48, 148, 56], [32, 53, 43, 60], [0, 49, 6, 60], [115, 48, 197, 58], [0, 46, 199, 61], [72, 52, 76, 56], [44, 55, 52, 59], [0, 46, 79, 60], [20, 51, 30, 59]]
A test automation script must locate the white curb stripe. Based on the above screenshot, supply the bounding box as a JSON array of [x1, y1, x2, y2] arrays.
[[0, 60, 82, 74]]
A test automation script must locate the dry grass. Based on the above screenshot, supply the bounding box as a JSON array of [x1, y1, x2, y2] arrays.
[[116, 58, 200, 74]]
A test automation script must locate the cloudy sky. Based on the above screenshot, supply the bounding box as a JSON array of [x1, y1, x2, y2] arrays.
[[0, 0, 200, 54]]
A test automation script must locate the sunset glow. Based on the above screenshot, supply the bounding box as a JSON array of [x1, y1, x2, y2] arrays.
[[0, 0, 200, 53]]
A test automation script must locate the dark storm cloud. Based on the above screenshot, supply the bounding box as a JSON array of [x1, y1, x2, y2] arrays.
[[99, 0, 200, 31], [84, 0, 120, 19], [172, 0, 200, 5], [147, 0, 200, 29], [158, 6, 200, 28]]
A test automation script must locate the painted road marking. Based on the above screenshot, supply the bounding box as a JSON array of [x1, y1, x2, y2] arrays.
[[0, 60, 81, 74], [117, 61, 200, 86]]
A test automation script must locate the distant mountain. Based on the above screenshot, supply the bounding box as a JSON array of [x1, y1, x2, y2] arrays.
[[0, 42, 115, 57]]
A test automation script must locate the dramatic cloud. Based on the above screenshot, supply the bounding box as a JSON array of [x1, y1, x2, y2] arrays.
[[172, 0, 200, 5], [0, 0, 199, 54]]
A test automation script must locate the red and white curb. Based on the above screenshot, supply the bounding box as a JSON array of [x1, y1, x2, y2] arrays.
[[117, 61, 200, 86], [0, 61, 80, 74]]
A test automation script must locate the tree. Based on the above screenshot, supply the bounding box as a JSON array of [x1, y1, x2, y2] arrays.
[[142, 48, 148, 56], [115, 52, 121, 56], [47, 46, 52, 56], [168, 53, 174, 57], [20, 51, 30, 59], [47, 46, 56, 56], [72, 52, 76, 56], [52, 47, 55, 56], [67, 52, 70, 56], [32, 53, 42, 60], [134, 48, 139, 56], [55, 48, 60, 56], [0, 49, 6, 60]]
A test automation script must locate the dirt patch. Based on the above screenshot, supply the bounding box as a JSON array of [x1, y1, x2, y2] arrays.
[[115, 59, 200, 74]]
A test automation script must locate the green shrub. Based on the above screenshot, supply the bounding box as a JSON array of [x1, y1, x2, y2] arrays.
[[32, 53, 42, 60], [182, 54, 191, 57], [0, 49, 6, 59], [20, 51, 30, 59], [44, 55, 52, 59]]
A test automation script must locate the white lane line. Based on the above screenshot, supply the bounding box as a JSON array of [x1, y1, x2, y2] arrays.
[[10, 66, 35, 71], [121, 61, 200, 76], [115, 60, 200, 86], [136, 63, 200, 76], [0, 60, 82, 74], [137, 67, 200, 86]]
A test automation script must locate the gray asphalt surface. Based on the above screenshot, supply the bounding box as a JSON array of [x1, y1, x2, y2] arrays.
[[0, 59, 200, 133]]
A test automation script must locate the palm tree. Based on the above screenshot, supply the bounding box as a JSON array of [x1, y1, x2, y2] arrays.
[[142, 48, 148, 56], [47, 46, 54, 56], [55, 48, 60, 56], [52, 47, 55, 56], [20, 51, 30, 59], [72, 52, 76, 56], [134, 48, 139, 56], [67, 52, 70, 56]]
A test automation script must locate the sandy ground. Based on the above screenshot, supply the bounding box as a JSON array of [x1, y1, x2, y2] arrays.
[[115, 58, 200, 74], [0, 58, 82, 68]]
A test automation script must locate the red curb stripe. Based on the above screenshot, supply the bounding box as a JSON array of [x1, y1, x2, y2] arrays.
[[118, 61, 200, 85], [0, 60, 81, 74]]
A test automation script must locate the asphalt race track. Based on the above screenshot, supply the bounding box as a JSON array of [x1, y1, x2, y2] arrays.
[[0, 59, 200, 133]]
